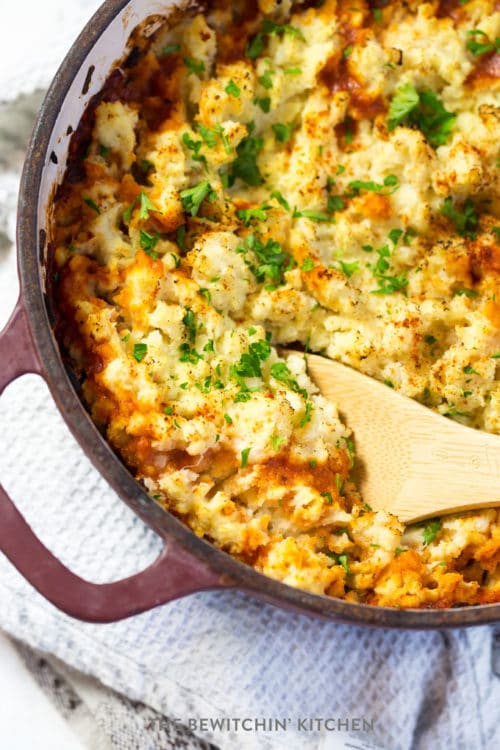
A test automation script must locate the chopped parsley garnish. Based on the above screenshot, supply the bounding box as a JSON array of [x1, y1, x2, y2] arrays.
[[388, 84, 456, 148], [440, 197, 479, 240], [182, 132, 207, 167], [184, 57, 205, 76], [347, 175, 399, 196], [369, 244, 408, 295], [139, 230, 160, 259], [425, 334, 437, 345], [463, 365, 479, 375], [492, 227, 500, 243], [285, 67, 302, 75], [384, 379, 395, 388], [453, 288, 479, 298], [466, 29, 500, 56], [228, 129, 264, 187], [258, 68, 274, 90], [444, 403, 471, 418], [180, 181, 216, 217], [83, 197, 101, 214], [139, 191, 160, 220], [241, 448, 251, 468], [237, 204, 272, 226], [271, 362, 308, 397], [326, 552, 350, 574], [372, 8, 382, 24], [246, 18, 306, 59], [271, 435, 286, 451], [197, 123, 231, 154], [225, 79, 241, 97], [492, 353, 500, 359], [237, 233, 295, 286], [230, 340, 272, 386], [224, 413, 233, 424], [372, 272, 408, 295], [334, 259, 360, 278], [161, 43, 181, 56], [133, 343, 148, 362], [423, 519, 442, 546], [293, 208, 333, 223], [342, 45, 353, 59], [203, 339, 214, 352], [300, 401, 313, 427], [388, 82, 420, 130], [327, 195, 345, 213], [388, 228, 404, 245], [182, 307, 197, 343], [321, 492, 333, 505], [270, 190, 290, 211], [179, 344, 203, 364], [272, 122, 296, 144], [254, 97, 271, 113], [301, 257, 315, 272], [98, 144, 110, 158]]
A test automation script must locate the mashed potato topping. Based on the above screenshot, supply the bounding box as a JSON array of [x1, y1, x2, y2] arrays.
[[53, 0, 500, 607]]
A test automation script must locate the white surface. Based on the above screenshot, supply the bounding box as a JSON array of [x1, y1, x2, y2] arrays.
[[0, 633, 86, 750]]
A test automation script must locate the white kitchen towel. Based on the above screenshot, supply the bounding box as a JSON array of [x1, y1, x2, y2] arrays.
[[1, 3, 500, 750]]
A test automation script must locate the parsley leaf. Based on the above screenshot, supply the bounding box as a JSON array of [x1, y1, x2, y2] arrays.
[[388, 82, 420, 130], [182, 307, 197, 343], [388, 84, 456, 148], [229, 130, 264, 186], [197, 123, 231, 154], [246, 18, 305, 59], [133, 343, 148, 362], [271, 362, 308, 397], [453, 288, 479, 298], [272, 122, 296, 144], [466, 29, 500, 56], [270, 190, 290, 211], [237, 204, 272, 226], [301, 257, 315, 272], [334, 259, 360, 278], [440, 197, 479, 239], [180, 181, 216, 217], [139, 191, 161, 220], [254, 97, 271, 113], [293, 208, 333, 222], [225, 79, 241, 97], [83, 197, 101, 215], [241, 448, 251, 468], [161, 43, 181, 56], [423, 520, 442, 546], [139, 230, 160, 259], [184, 57, 205, 76], [182, 132, 207, 167], [347, 175, 399, 195], [237, 233, 295, 286]]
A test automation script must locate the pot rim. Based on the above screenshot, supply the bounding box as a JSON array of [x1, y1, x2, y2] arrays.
[[16, 0, 500, 629]]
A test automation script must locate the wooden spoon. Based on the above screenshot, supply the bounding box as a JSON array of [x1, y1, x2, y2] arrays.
[[296, 352, 500, 524]]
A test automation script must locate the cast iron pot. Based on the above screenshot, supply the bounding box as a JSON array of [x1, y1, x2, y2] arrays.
[[1, 0, 499, 628]]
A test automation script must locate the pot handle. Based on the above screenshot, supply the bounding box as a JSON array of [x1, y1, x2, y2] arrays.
[[0, 299, 227, 622]]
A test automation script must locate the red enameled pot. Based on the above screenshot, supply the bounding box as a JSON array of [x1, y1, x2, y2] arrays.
[[1, 0, 498, 628]]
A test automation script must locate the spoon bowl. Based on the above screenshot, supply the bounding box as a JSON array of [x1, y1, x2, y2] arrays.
[[295, 352, 500, 524]]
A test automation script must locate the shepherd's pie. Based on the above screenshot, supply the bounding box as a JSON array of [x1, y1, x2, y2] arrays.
[[52, 0, 500, 607]]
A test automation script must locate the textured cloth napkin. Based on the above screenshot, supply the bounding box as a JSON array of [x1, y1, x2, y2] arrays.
[[1, 3, 500, 750]]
